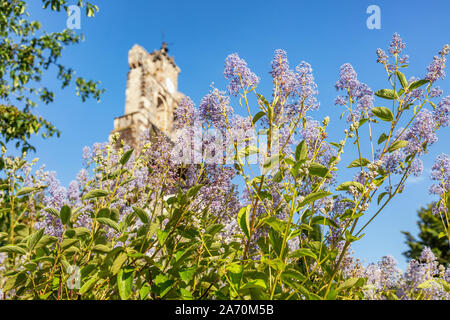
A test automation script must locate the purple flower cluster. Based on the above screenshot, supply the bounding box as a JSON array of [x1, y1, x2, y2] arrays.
[[403, 76, 425, 106], [379, 109, 438, 177], [403, 109, 438, 154], [429, 87, 443, 98], [270, 49, 289, 80], [389, 33, 406, 56], [429, 153, 450, 196], [224, 53, 259, 96], [426, 56, 447, 82], [380, 148, 405, 175], [434, 96, 450, 127], [334, 63, 374, 122], [34, 172, 67, 237], [295, 62, 320, 111], [199, 88, 233, 130], [398, 247, 449, 300], [375, 33, 409, 72], [298, 117, 336, 170], [269, 50, 319, 118], [339, 247, 450, 300], [376, 48, 388, 64], [174, 97, 197, 129], [426, 44, 449, 83], [409, 158, 424, 177], [364, 256, 401, 297], [227, 114, 254, 149]]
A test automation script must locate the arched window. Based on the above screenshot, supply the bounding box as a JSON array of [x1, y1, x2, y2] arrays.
[[156, 96, 165, 109]]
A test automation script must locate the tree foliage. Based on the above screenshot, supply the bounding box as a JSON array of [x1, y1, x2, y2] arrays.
[[402, 203, 450, 266], [0, 0, 103, 152]]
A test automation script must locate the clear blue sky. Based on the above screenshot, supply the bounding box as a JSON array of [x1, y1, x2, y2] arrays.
[[23, 0, 450, 270]]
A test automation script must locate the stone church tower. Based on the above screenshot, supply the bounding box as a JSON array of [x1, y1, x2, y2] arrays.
[[111, 43, 183, 147]]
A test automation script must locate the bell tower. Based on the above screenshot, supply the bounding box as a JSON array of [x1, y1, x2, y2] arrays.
[[111, 42, 183, 147]]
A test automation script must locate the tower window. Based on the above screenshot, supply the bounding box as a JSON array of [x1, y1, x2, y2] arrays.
[[156, 97, 165, 109]]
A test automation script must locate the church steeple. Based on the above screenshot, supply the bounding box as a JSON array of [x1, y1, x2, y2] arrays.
[[111, 43, 183, 148]]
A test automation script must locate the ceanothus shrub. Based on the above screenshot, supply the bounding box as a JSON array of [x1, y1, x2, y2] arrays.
[[0, 33, 449, 300]]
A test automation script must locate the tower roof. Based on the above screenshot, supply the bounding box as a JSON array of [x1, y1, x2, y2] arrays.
[[128, 43, 178, 70]]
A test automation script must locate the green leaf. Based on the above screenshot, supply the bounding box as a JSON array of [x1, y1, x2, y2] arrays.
[[252, 111, 266, 124], [269, 229, 283, 256], [295, 140, 308, 161], [3, 271, 27, 292], [387, 140, 408, 153], [80, 275, 99, 295], [377, 133, 388, 145], [117, 267, 134, 300], [289, 248, 317, 260], [27, 228, 44, 251], [120, 149, 134, 166], [396, 71, 408, 89], [237, 205, 251, 238], [281, 269, 307, 283], [92, 244, 110, 254], [205, 224, 224, 236], [336, 181, 364, 193], [438, 232, 446, 239], [14, 224, 28, 237], [35, 235, 58, 249], [377, 192, 388, 205], [298, 191, 332, 208], [238, 145, 259, 158], [97, 208, 110, 219], [111, 251, 128, 275], [179, 266, 196, 284], [417, 279, 436, 289], [345, 230, 365, 243], [337, 277, 360, 291], [240, 279, 267, 290], [261, 257, 286, 271], [16, 187, 34, 196], [408, 79, 429, 91], [311, 216, 338, 228], [263, 154, 280, 174], [96, 217, 121, 232], [226, 263, 244, 274], [308, 163, 331, 178], [60, 205, 71, 225], [187, 184, 203, 198], [372, 107, 394, 122], [358, 118, 369, 127], [132, 206, 149, 225], [24, 262, 37, 272], [261, 216, 287, 234], [61, 238, 79, 250], [156, 229, 169, 245], [74, 227, 91, 238], [110, 208, 120, 222], [0, 245, 27, 255], [139, 284, 151, 300], [82, 189, 109, 200], [347, 158, 370, 168], [375, 89, 397, 100], [256, 93, 271, 109]]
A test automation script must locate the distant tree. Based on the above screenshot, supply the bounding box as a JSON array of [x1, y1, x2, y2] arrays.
[[402, 203, 450, 266], [0, 0, 103, 154]]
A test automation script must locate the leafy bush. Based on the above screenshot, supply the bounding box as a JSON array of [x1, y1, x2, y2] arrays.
[[0, 33, 449, 300]]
